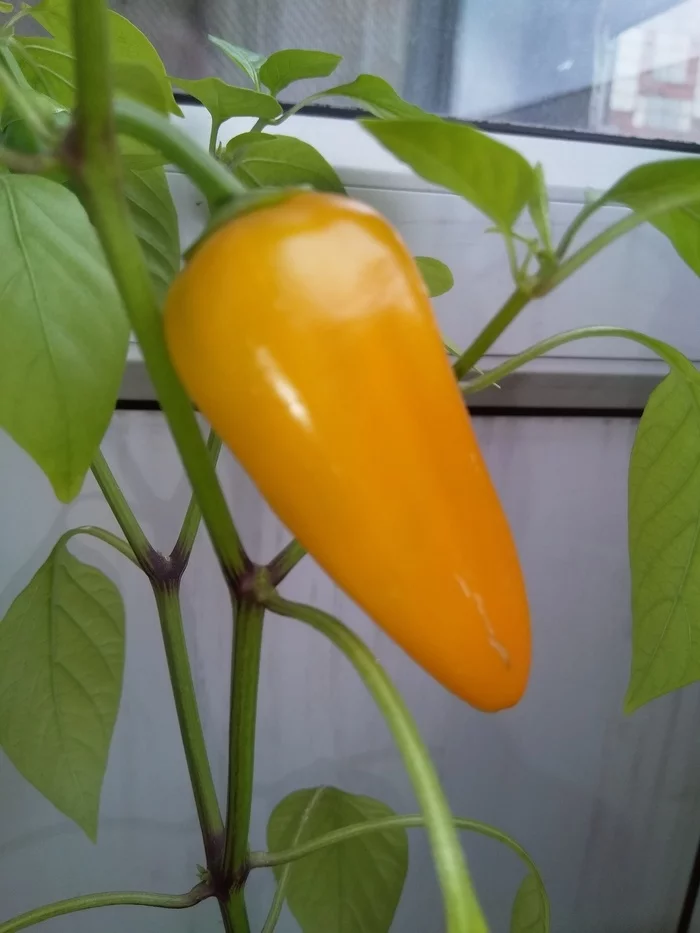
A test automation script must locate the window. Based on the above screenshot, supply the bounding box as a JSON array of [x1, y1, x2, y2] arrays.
[[634, 93, 693, 129], [651, 31, 691, 81], [20, 0, 700, 144]]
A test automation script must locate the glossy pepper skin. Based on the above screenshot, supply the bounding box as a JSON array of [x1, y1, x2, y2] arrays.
[[164, 191, 531, 711]]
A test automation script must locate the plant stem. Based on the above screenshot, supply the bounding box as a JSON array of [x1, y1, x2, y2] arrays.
[[172, 431, 222, 565], [91, 450, 153, 568], [460, 324, 694, 395], [209, 118, 222, 155], [71, 0, 248, 585], [267, 539, 307, 585], [260, 879, 286, 933], [453, 287, 530, 380], [256, 814, 549, 933], [252, 814, 538, 874], [0, 884, 211, 933], [154, 587, 224, 868], [263, 593, 487, 933], [0, 44, 31, 90], [112, 98, 244, 205], [224, 600, 265, 894], [59, 525, 138, 567]]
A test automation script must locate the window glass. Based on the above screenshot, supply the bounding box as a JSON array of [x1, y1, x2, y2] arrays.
[[26, 0, 700, 145]]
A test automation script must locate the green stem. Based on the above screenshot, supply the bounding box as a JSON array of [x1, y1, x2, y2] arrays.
[[209, 118, 222, 155], [252, 813, 538, 874], [0, 44, 31, 90], [256, 815, 548, 933], [224, 600, 265, 896], [263, 593, 486, 933], [0, 884, 211, 933], [555, 198, 600, 259], [71, 1, 248, 585], [113, 98, 244, 205], [461, 325, 693, 395], [154, 587, 224, 868], [260, 879, 286, 933], [453, 288, 530, 380], [547, 211, 652, 292], [91, 450, 153, 568], [59, 525, 138, 567], [267, 539, 307, 585], [172, 431, 223, 564]]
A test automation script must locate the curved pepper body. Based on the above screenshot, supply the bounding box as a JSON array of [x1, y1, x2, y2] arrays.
[[165, 191, 530, 711]]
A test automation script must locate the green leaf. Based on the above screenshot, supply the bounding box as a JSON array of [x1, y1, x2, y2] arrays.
[[626, 366, 700, 711], [172, 76, 282, 125], [267, 786, 408, 933], [113, 61, 174, 115], [227, 133, 344, 193], [208, 36, 266, 90], [31, 2, 180, 115], [16, 36, 176, 117], [0, 175, 128, 501], [0, 2, 14, 13], [259, 49, 342, 96], [602, 160, 700, 277], [0, 542, 125, 840], [364, 118, 534, 230], [511, 874, 549, 933], [415, 256, 454, 297], [319, 74, 430, 120], [124, 166, 180, 303]]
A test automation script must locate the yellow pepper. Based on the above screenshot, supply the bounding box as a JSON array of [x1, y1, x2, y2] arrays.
[[164, 191, 531, 711]]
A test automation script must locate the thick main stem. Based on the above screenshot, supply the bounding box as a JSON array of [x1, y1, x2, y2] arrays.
[[453, 287, 530, 380], [153, 587, 224, 867], [70, 0, 248, 586], [224, 600, 265, 909]]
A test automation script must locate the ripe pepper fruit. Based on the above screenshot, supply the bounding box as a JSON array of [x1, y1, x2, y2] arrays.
[[164, 191, 531, 711]]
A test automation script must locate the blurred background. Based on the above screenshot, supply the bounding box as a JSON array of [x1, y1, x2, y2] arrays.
[[108, 0, 700, 143]]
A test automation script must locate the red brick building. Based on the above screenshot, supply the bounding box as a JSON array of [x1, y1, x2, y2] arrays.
[[601, 0, 700, 140]]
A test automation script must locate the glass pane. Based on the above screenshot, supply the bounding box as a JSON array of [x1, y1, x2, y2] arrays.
[[21, 0, 700, 144]]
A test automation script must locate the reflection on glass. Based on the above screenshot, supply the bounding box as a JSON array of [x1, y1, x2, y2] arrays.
[[105, 0, 700, 143]]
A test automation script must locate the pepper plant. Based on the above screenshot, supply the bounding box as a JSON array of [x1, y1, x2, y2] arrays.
[[0, 2, 698, 932]]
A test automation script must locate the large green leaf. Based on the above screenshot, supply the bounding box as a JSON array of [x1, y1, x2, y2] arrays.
[[31, 1, 180, 115], [124, 166, 180, 303], [259, 49, 342, 96], [626, 366, 700, 711], [267, 786, 408, 933], [415, 256, 454, 297], [0, 175, 128, 501], [319, 74, 430, 120], [602, 160, 700, 277], [511, 874, 549, 933], [226, 133, 344, 193], [0, 542, 125, 840], [16, 37, 174, 116], [364, 118, 534, 230], [208, 36, 266, 90], [173, 76, 282, 125]]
